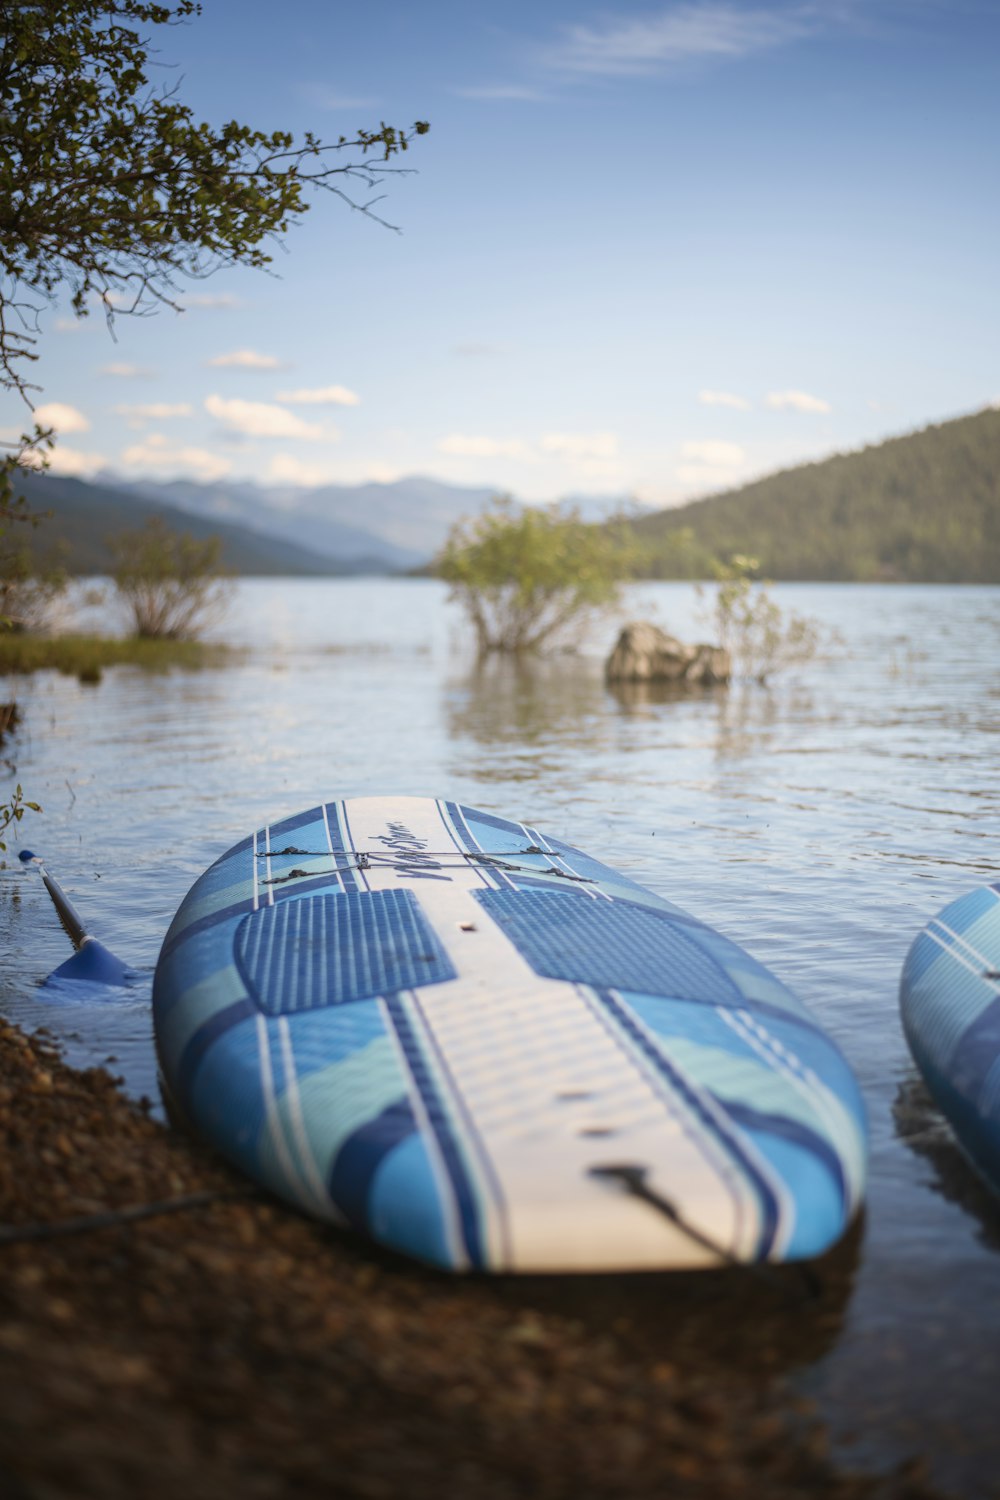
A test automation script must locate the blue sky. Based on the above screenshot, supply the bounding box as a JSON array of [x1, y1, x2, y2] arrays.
[[8, 0, 1000, 506]]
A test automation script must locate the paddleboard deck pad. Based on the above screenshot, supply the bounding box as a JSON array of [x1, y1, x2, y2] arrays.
[[901, 882, 1000, 1196], [153, 797, 867, 1272]]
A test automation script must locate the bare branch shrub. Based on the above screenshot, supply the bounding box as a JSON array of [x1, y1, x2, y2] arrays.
[[111, 519, 230, 640], [701, 556, 826, 684]]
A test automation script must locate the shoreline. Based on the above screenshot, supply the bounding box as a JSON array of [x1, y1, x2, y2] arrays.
[[0, 1016, 940, 1500]]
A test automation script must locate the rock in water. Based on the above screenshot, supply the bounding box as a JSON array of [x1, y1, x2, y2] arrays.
[[605, 622, 730, 685]]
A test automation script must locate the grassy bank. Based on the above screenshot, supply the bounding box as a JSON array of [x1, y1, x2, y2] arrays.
[[0, 1017, 941, 1500], [0, 634, 233, 683]]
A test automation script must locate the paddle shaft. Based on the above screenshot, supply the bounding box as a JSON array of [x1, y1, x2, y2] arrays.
[[36, 864, 90, 949]]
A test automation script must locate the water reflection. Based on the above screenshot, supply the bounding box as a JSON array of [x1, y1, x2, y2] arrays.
[[446, 652, 803, 772], [712, 684, 785, 761], [606, 673, 822, 767], [893, 1073, 1000, 1253], [604, 677, 727, 714], [484, 1220, 862, 1379], [444, 654, 609, 748]]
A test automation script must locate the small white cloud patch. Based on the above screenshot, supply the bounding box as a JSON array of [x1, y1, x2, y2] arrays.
[[680, 439, 745, 466], [114, 403, 193, 422], [698, 389, 751, 411], [302, 84, 379, 111], [766, 389, 831, 413], [540, 431, 618, 459], [438, 434, 534, 459], [452, 342, 507, 358], [121, 432, 232, 482], [546, 3, 817, 76], [46, 446, 106, 477], [99, 363, 153, 378], [205, 395, 328, 441], [275, 385, 360, 407], [181, 293, 243, 309], [266, 454, 336, 486], [675, 437, 749, 490], [34, 402, 91, 434], [207, 349, 285, 370], [437, 430, 623, 477], [455, 84, 547, 101]]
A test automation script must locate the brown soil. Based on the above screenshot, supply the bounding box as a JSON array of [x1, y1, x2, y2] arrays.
[[0, 1017, 941, 1500]]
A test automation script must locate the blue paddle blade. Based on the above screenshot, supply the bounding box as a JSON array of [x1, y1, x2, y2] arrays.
[[45, 939, 132, 988], [21, 848, 133, 992]]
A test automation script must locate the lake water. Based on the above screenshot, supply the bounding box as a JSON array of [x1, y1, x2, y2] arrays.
[[2, 578, 999, 1492]]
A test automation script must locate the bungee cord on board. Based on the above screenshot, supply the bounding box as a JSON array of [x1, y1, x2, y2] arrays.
[[258, 847, 596, 885]]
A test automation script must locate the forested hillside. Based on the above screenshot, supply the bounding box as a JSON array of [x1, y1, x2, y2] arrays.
[[632, 408, 1000, 581]]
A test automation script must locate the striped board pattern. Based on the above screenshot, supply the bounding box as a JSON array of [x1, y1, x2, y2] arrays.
[[900, 882, 1000, 1195], [153, 797, 867, 1272]]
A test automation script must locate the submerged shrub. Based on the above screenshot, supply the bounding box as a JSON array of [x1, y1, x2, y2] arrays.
[[702, 556, 825, 685], [0, 480, 68, 635], [110, 519, 230, 640], [438, 497, 635, 655]]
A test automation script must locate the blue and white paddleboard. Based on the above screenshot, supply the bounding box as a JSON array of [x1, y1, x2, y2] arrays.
[[900, 882, 1000, 1196], [153, 796, 867, 1272]]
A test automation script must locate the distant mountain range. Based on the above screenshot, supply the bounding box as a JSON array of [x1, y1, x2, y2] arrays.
[[14, 470, 626, 576], [13, 471, 369, 577], [13, 407, 999, 581], [101, 473, 504, 572], [632, 407, 1000, 583]]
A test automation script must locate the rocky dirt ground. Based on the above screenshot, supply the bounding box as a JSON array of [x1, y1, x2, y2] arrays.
[[0, 1016, 943, 1500]]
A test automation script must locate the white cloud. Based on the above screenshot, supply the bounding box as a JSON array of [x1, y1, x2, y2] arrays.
[[93, 289, 136, 310], [121, 432, 232, 482], [114, 402, 193, 427], [453, 342, 508, 358], [302, 84, 379, 110], [437, 433, 534, 459], [699, 389, 751, 410], [207, 349, 286, 370], [680, 439, 745, 466], [275, 385, 361, 407], [99, 362, 153, 378], [676, 465, 743, 488], [437, 429, 623, 477], [205, 394, 327, 441], [540, 431, 618, 460], [545, 3, 818, 75], [54, 317, 86, 334], [34, 402, 91, 434], [264, 458, 405, 489], [675, 437, 749, 490], [181, 293, 243, 309], [434, 429, 633, 491], [266, 454, 335, 487], [46, 445, 107, 478], [766, 388, 832, 413], [455, 83, 548, 101]]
